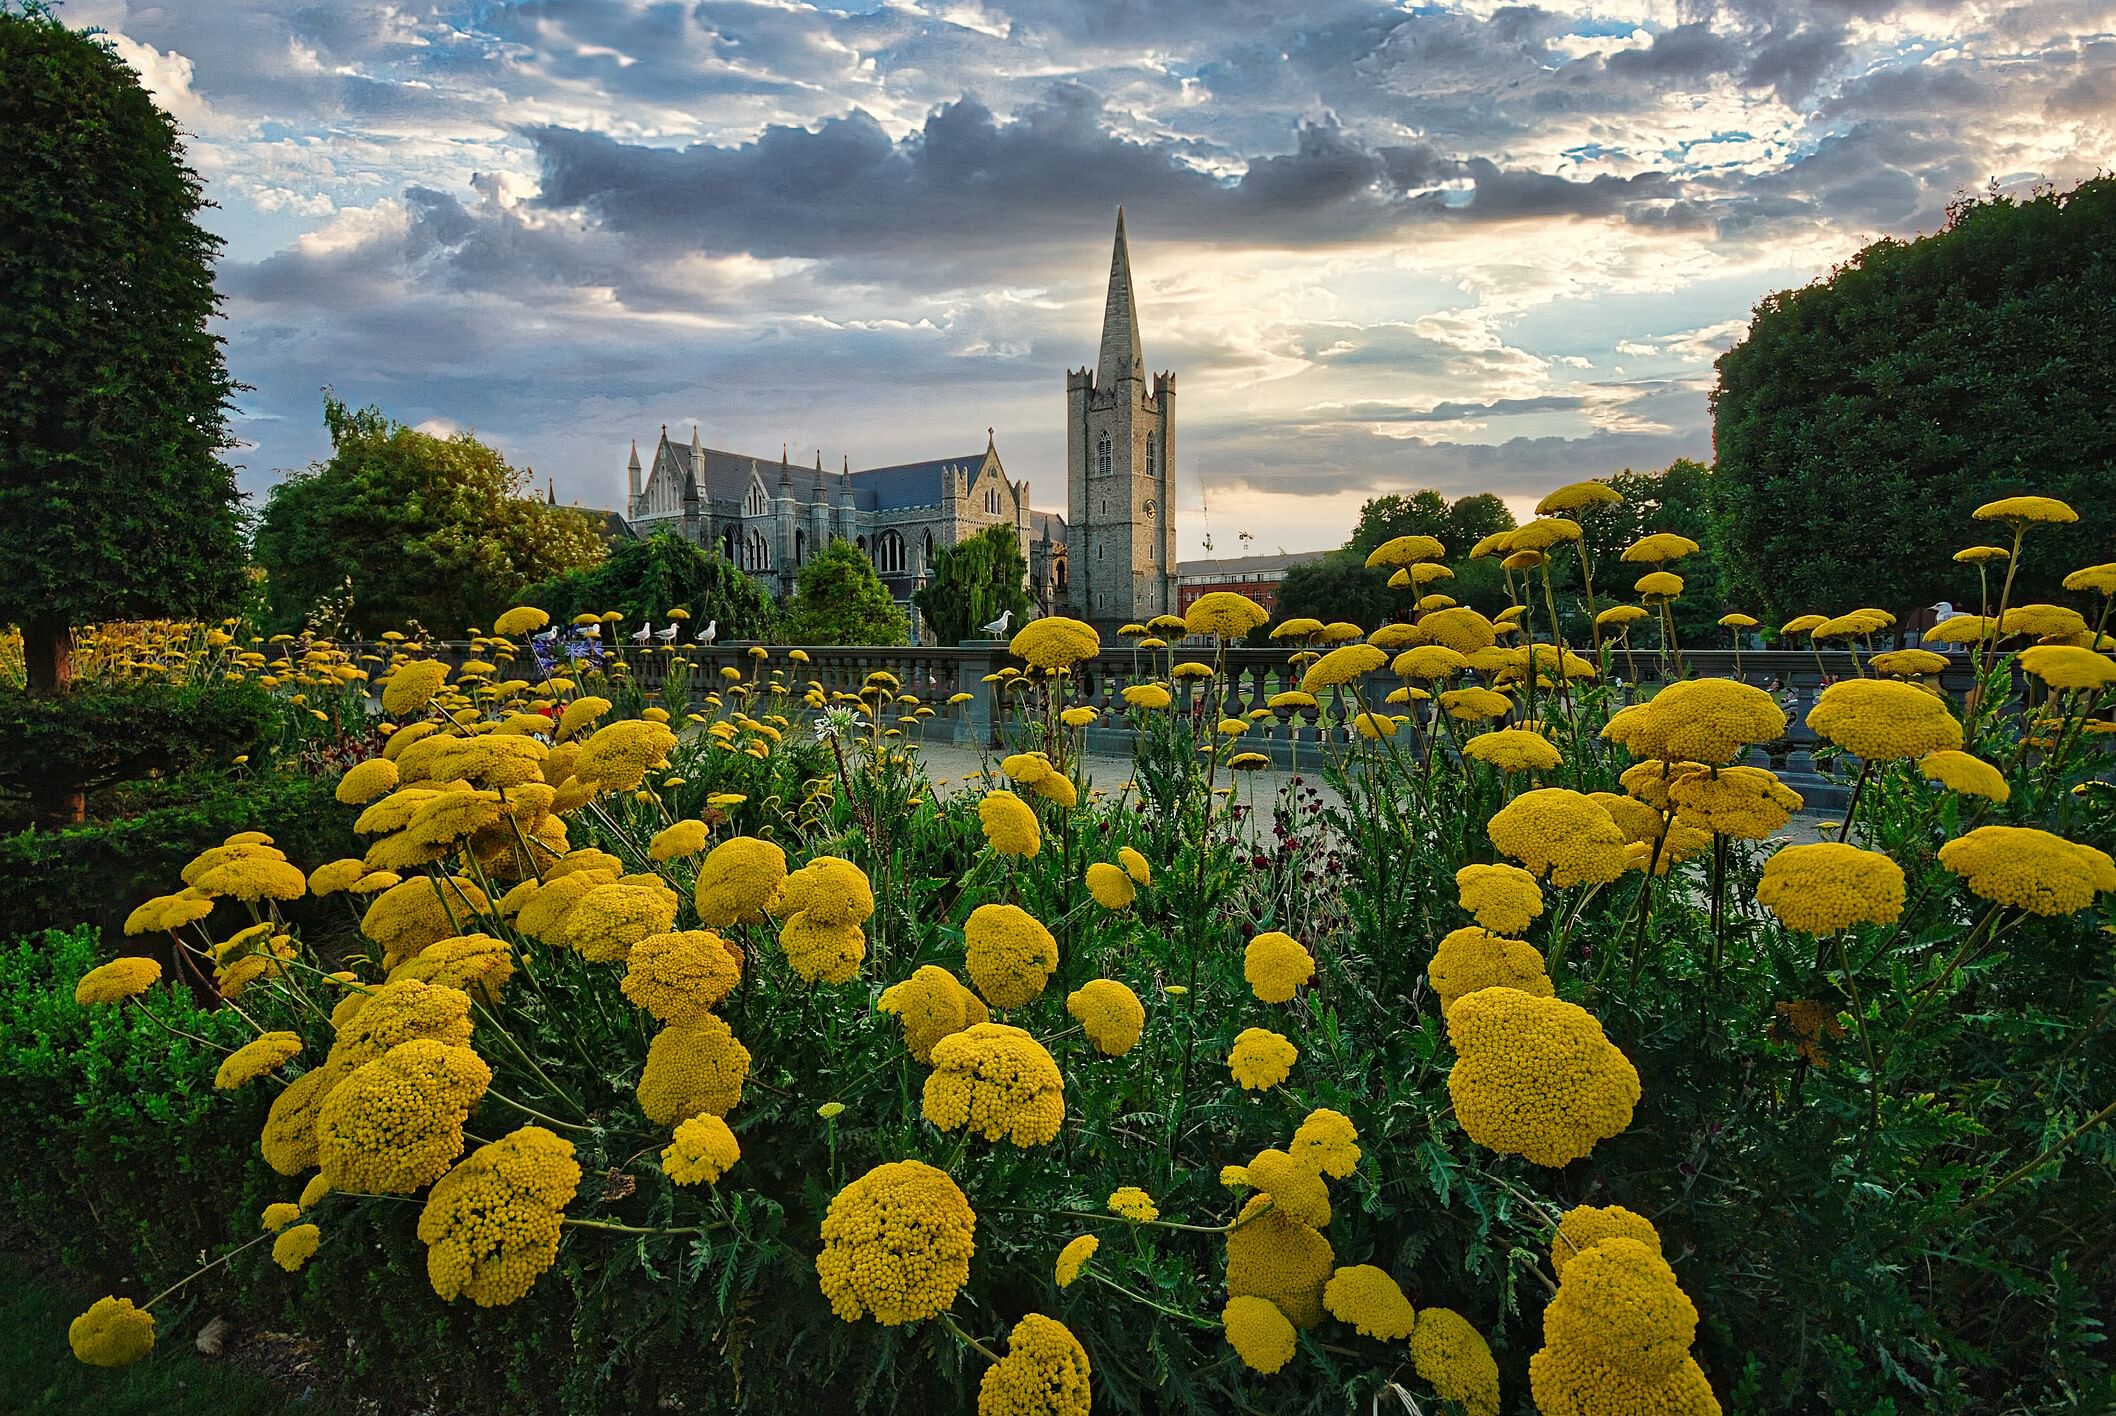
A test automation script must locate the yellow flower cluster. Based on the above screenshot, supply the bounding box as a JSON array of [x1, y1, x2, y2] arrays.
[[1756, 843, 1905, 934], [1919, 750, 2010, 803], [1244, 931, 1315, 1003], [1186, 591, 1270, 638], [1807, 679, 1963, 760], [1228, 1026, 1298, 1090], [1107, 1185, 1159, 1222], [1084, 861, 1135, 909], [1551, 1203, 1660, 1280], [964, 903, 1059, 1008], [2018, 644, 2116, 690], [121, 888, 215, 934], [978, 789, 1043, 858], [922, 1023, 1065, 1146], [1055, 1233, 1098, 1287], [1604, 679, 1786, 765], [361, 876, 489, 972], [1668, 765, 1803, 840], [1225, 1195, 1334, 1327], [272, 1223, 321, 1273], [877, 965, 989, 1063], [1456, 863, 1544, 935], [1222, 1295, 1297, 1374], [1428, 926, 1554, 1011], [1290, 1108, 1361, 1179], [662, 1113, 741, 1185], [1464, 727, 1562, 773], [572, 718, 678, 792], [68, 1296, 156, 1367], [1010, 616, 1101, 669], [636, 1014, 751, 1124], [1410, 1308, 1501, 1416], [978, 1313, 1092, 1416], [336, 756, 401, 805], [648, 818, 709, 861], [1300, 644, 1387, 694], [1529, 1237, 1719, 1415], [390, 931, 515, 1002], [1446, 988, 1639, 1167], [73, 956, 162, 1005], [1323, 1264, 1417, 1340], [326, 978, 474, 1072], [1487, 789, 1628, 886], [216, 1031, 303, 1090], [380, 657, 450, 715], [621, 931, 742, 1023], [693, 836, 788, 927], [1245, 1148, 1330, 1226], [1937, 826, 2116, 915], [316, 1039, 492, 1193], [418, 1126, 581, 1307], [1065, 979, 1145, 1055], [816, 1160, 976, 1325], [775, 856, 875, 984], [1121, 682, 1172, 710]]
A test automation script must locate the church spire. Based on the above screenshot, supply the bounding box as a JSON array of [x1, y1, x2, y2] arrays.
[[1097, 207, 1143, 389]]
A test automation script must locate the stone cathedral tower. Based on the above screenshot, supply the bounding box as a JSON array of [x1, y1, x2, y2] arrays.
[[1066, 210, 1177, 626]]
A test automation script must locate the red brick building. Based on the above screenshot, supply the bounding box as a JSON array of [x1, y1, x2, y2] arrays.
[[1175, 550, 1333, 617]]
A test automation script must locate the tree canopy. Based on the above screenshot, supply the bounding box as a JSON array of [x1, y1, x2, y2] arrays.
[[914, 525, 1032, 646], [1275, 490, 1519, 628], [781, 539, 908, 646], [1348, 491, 1515, 559], [0, 5, 246, 689], [1711, 178, 2116, 622], [517, 531, 776, 643], [254, 398, 607, 635]]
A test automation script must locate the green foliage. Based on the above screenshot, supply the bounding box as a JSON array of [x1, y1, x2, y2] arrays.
[[1573, 458, 1730, 636], [0, 6, 247, 655], [1274, 550, 1395, 628], [519, 531, 776, 642], [1711, 177, 2116, 621], [1347, 490, 1517, 558], [0, 680, 278, 809], [780, 539, 908, 646], [1280, 492, 1523, 628], [914, 525, 1032, 646], [254, 397, 607, 636]]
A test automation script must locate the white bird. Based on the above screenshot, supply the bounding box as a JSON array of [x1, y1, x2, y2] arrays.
[[630, 622, 653, 644], [699, 620, 717, 647], [1931, 601, 1955, 619], [655, 623, 680, 644], [532, 627, 558, 642], [981, 608, 1014, 636]]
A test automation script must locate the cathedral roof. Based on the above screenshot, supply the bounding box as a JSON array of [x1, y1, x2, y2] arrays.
[[850, 455, 989, 510], [1027, 509, 1067, 547], [659, 440, 879, 511]]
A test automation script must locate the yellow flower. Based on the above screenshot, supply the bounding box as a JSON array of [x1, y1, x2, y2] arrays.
[[1117, 845, 1152, 885], [1954, 545, 2010, 563], [418, 1126, 580, 1306], [649, 819, 709, 861], [781, 912, 868, 985], [1222, 1294, 1297, 1374], [261, 1066, 336, 1176], [555, 695, 612, 740], [1634, 570, 1684, 599], [2000, 603, 2087, 638], [1528, 1345, 1721, 1415], [1059, 705, 1098, 728], [1756, 843, 1905, 934], [1597, 604, 1650, 629], [1394, 644, 1469, 680], [1538, 480, 1621, 514], [1440, 686, 1513, 722], [1084, 861, 1136, 909], [361, 876, 489, 971], [73, 956, 161, 1005], [272, 1223, 322, 1273], [1551, 1203, 1660, 1281], [1364, 534, 1446, 567], [1170, 661, 1214, 680], [621, 930, 742, 1023], [1411, 1308, 1501, 1416], [1010, 616, 1101, 669], [1604, 678, 1787, 766], [923, 1023, 1065, 1146], [1121, 683, 1172, 710], [1488, 789, 1628, 886], [1428, 926, 1554, 1012], [216, 1031, 303, 1090], [391, 932, 515, 1003], [978, 1313, 1092, 1416], [336, 757, 401, 805], [1225, 1195, 1334, 1327], [1718, 612, 1759, 629], [1937, 826, 2116, 915], [964, 903, 1059, 1008], [573, 719, 678, 792], [1973, 495, 2077, 525], [878, 965, 989, 1063], [663, 1113, 741, 1185], [381, 658, 450, 716], [1668, 765, 1803, 840], [260, 1200, 303, 1232], [493, 605, 550, 637], [1446, 987, 1639, 1167], [2062, 563, 2116, 596], [1324, 1264, 1417, 1340], [1541, 1237, 1698, 1380], [1186, 591, 1270, 638], [68, 1296, 155, 1367], [1621, 532, 1699, 564], [1229, 1027, 1297, 1090], [300, 1173, 331, 1208], [316, 1040, 492, 1193], [1246, 1146, 1331, 1226], [1065, 978, 1145, 1055], [121, 889, 215, 935], [1507, 517, 1583, 552], [694, 836, 788, 927], [1463, 727, 1562, 773], [1271, 617, 1325, 641], [1243, 931, 1315, 1003], [978, 789, 1043, 858], [326, 978, 474, 1072], [1455, 862, 1544, 935], [1918, 749, 2010, 803], [1925, 614, 1996, 644], [562, 879, 681, 963], [1300, 644, 1387, 693], [1288, 1107, 1361, 1180], [816, 1160, 976, 1325], [1870, 649, 1950, 677], [2018, 644, 2116, 691], [1807, 679, 1963, 760], [636, 1014, 751, 1123], [1054, 1234, 1098, 1288]]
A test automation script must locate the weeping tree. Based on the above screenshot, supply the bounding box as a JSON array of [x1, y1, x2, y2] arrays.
[[914, 525, 1032, 646], [517, 531, 776, 642], [782, 539, 907, 646]]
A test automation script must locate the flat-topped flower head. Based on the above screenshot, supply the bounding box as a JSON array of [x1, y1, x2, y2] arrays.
[[1428, 926, 1554, 1012], [1488, 789, 1628, 886], [1446, 988, 1639, 1167], [1244, 931, 1315, 1003], [1066, 979, 1145, 1055], [662, 1113, 740, 1186], [1542, 1237, 1699, 1381], [621, 931, 742, 1024], [978, 790, 1042, 858], [1538, 480, 1622, 515], [1919, 750, 2010, 803], [635, 1014, 750, 1123], [1464, 727, 1563, 774], [1324, 1264, 1418, 1340], [1229, 1027, 1298, 1090], [1808, 679, 1963, 760], [1621, 532, 1699, 564], [1411, 1309, 1501, 1416], [1551, 1204, 1661, 1280], [1938, 826, 2116, 915], [694, 836, 787, 927], [1973, 495, 2077, 525], [1055, 1233, 1098, 1288], [316, 1039, 492, 1193], [816, 1160, 976, 1325], [1419, 607, 1499, 654], [418, 1126, 581, 1306], [1225, 1194, 1334, 1327], [68, 1297, 155, 1368], [1300, 644, 1387, 694], [2019, 644, 2116, 691], [1186, 591, 1269, 638], [74, 956, 161, 1005], [878, 965, 988, 1063], [1757, 843, 1905, 934], [1223, 1295, 1297, 1374], [1364, 533, 1445, 567], [1290, 1107, 1361, 1178], [978, 1313, 1092, 1416], [1010, 616, 1100, 669], [923, 1023, 1065, 1146], [1456, 863, 1545, 935], [965, 903, 1059, 1008], [1668, 765, 1803, 840]]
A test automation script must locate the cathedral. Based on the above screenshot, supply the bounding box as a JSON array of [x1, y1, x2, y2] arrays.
[[619, 212, 1175, 637]]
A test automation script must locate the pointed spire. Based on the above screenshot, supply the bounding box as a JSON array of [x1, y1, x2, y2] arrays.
[[626, 438, 641, 471], [1097, 206, 1143, 389], [546, 476, 555, 506]]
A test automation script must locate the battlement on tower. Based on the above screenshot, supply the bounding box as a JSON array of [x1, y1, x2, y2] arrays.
[[1067, 367, 1096, 394]]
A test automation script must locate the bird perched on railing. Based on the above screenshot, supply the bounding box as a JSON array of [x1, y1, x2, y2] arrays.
[[655, 623, 680, 644], [630, 622, 654, 645], [981, 608, 1014, 636], [699, 620, 717, 647]]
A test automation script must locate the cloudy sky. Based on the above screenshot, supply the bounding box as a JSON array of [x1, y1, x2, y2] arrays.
[[73, 0, 2113, 557]]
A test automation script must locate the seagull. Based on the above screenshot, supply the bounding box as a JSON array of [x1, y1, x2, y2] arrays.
[[532, 627, 558, 642], [981, 608, 1014, 636], [1931, 601, 1955, 619], [655, 623, 680, 644], [630, 622, 653, 645], [699, 620, 718, 647]]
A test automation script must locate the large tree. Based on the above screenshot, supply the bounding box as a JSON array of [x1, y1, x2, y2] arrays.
[[781, 539, 908, 645], [516, 531, 776, 642], [255, 397, 606, 635], [1576, 458, 1727, 634], [1711, 178, 2116, 622], [915, 525, 1032, 646], [0, 4, 246, 691]]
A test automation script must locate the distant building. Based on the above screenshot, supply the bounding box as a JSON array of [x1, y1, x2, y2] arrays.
[[1175, 549, 1334, 618]]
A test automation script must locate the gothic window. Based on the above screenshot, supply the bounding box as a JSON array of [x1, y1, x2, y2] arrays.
[[1146, 436, 1156, 478], [1054, 558, 1068, 592], [983, 485, 1000, 515], [746, 483, 767, 517], [875, 530, 906, 575], [795, 529, 806, 565], [857, 535, 868, 557], [923, 530, 935, 573], [721, 526, 736, 561], [1096, 434, 1111, 478], [745, 528, 770, 570]]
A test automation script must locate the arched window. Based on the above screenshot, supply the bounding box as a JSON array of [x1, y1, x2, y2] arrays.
[[721, 526, 736, 561], [984, 485, 1000, 515], [1054, 558, 1068, 592], [1096, 434, 1111, 478], [875, 530, 906, 575], [746, 483, 767, 516], [856, 535, 868, 557], [746, 528, 770, 570], [794, 529, 806, 565], [1145, 435, 1156, 478], [923, 530, 935, 573]]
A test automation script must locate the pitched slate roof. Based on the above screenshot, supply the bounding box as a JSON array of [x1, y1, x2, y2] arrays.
[[849, 455, 987, 510], [658, 442, 879, 511]]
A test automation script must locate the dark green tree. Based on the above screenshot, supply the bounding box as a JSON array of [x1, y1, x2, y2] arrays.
[[254, 398, 606, 635], [914, 525, 1032, 646], [1274, 551, 1396, 629], [0, 4, 246, 693], [1444, 493, 1517, 553], [517, 531, 775, 642], [1711, 178, 2116, 623], [781, 539, 908, 645], [1575, 458, 1728, 635], [1347, 491, 1451, 555]]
